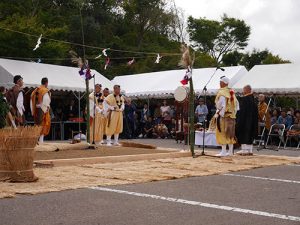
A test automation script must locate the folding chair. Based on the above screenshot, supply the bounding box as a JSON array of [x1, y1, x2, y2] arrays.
[[266, 124, 285, 149], [284, 124, 300, 149], [256, 122, 266, 148]]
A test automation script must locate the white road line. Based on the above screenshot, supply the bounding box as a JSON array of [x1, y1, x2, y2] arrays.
[[223, 174, 300, 184], [89, 187, 300, 222], [288, 164, 300, 167]]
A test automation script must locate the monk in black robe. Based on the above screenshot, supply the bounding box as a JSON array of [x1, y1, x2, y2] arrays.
[[236, 85, 258, 155]]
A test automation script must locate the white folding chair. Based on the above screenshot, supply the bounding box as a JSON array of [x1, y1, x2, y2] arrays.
[[284, 124, 300, 149], [256, 122, 266, 148], [266, 124, 285, 149]]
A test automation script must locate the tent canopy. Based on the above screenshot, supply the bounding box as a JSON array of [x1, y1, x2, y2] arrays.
[[113, 66, 248, 97], [0, 58, 113, 92], [233, 64, 300, 94]]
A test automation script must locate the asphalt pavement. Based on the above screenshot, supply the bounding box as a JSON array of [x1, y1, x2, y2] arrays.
[[0, 164, 299, 225]]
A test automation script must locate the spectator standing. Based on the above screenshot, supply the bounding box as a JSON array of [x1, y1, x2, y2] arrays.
[[54, 102, 64, 121], [160, 100, 172, 130], [140, 103, 150, 134], [124, 98, 136, 138], [65, 99, 78, 120], [170, 105, 176, 118], [153, 103, 161, 124], [195, 98, 208, 124]]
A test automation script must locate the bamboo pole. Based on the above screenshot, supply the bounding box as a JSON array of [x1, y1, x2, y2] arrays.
[[79, 6, 90, 144], [85, 80, 90, 143], [189, 77, 195, 157]]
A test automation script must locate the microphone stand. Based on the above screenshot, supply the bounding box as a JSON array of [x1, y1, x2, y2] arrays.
[[196, 67, 224, 156]]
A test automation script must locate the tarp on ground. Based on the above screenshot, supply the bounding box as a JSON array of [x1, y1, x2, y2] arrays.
[[233, 64, 300, 94], [0, 58, 113, 92], [113, 66, 248, 98]]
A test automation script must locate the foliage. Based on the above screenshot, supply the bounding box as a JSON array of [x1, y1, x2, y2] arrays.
[[0, 1, 290, 78], [187, 14, 250, 63], [222, 49, 291, 70]]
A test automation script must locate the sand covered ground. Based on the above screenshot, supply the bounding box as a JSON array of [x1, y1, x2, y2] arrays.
[[1, 152, 299, 198]]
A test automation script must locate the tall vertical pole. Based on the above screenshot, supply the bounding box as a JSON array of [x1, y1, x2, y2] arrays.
[[79, 6, 90, 143], [189, 76, 195, 157], [78, 91, 81, 138]]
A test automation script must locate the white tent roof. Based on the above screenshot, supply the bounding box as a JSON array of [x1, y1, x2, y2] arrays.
[[113, 66, 248, 97], [0, 58, 113, 92], [233, 64, 300, 94]]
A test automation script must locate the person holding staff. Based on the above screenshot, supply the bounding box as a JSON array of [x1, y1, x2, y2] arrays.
[[214, 76, 239, 157]]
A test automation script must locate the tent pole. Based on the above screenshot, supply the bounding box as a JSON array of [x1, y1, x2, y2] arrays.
[[72, 91, 85, 140]]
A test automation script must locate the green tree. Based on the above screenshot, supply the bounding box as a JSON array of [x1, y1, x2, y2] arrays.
[[262, 53, 291, 65], [187, 14, 250, 63], [222, 50, 244, 66], [239, 49, 290, 70], [122, 0, 173, 48]]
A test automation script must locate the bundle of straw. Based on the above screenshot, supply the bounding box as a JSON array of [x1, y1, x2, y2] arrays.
[[0, 126, 42, 150], [178, 44, 192, 69], [120, 141, 157, 149], [0, 126, 41, 182], [208, 118, 217, 132]]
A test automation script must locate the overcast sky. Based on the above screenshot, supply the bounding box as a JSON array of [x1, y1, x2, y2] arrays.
[[175, 0, 300, 63]]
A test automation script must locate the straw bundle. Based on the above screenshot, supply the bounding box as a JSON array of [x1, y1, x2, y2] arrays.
[[208, 118, 217, 132], [120, 141, 157, 149], [0, 126, 42, 182], [178, 44, 192, 68], [0, 126, 42, 149]]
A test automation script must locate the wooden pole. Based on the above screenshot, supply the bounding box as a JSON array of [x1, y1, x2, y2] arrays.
[[85, 80, 90, 143], [189, 77, 195, 156], [79, 6, 90, 143]]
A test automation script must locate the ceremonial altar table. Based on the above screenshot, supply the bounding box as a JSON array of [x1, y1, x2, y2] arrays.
[[195, 130, 219, 147]]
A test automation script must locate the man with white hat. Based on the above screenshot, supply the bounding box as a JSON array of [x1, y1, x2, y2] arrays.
[[214, 76, 239, 156]]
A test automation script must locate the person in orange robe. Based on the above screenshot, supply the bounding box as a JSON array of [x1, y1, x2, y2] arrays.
[[30, 77, 51, 143]]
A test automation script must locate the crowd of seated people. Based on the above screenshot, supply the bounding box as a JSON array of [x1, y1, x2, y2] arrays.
[[270, 107, 300, 129], [266, 107, 300, 147], [122, 100, 179, 139]]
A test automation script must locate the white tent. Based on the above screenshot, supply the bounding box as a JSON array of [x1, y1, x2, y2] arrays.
[[233, 64, 300, 94], [113, 66, 248, 97], [0, 58, 113, 91]]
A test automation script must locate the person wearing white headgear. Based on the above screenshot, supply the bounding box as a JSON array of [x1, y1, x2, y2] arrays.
[[214, 76, 239, 156]]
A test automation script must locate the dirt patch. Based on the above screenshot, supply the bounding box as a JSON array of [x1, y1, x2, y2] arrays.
[[0, 153, 299, 198], [34, 147, 171, 160]]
